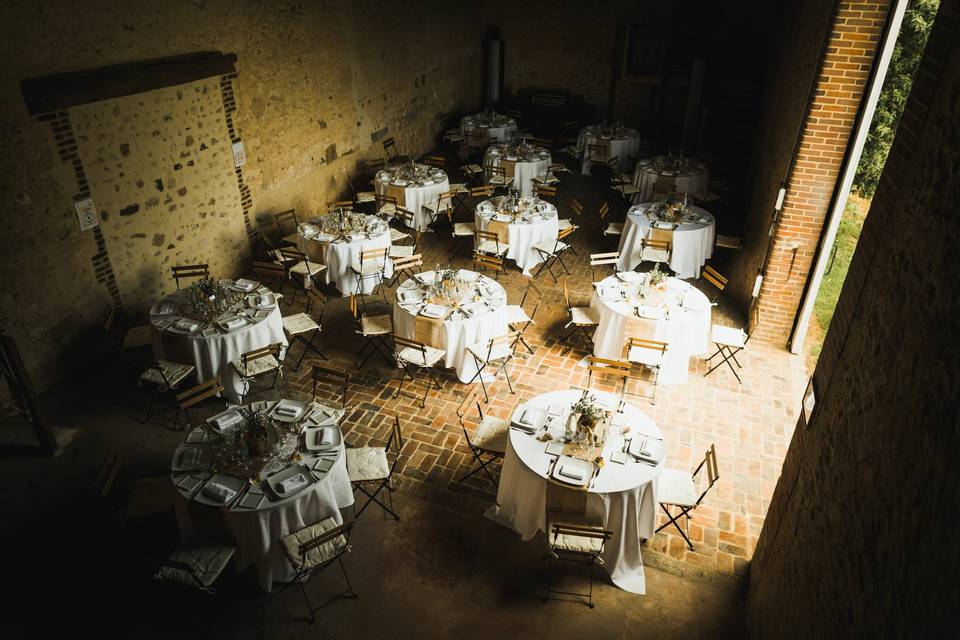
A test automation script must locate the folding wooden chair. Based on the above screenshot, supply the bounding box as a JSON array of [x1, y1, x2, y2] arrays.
[[136, 358, 198, 427], [326, 199, 354, 213], [96, 449, 175, 526], [469, 184, 495, 202], [279, 247, 326, 307], [173, 377, 226, 431], [388, 229, 419, 261], [485, 164, 510, 194], [473, 252, 506, 279], [701, 264, 728, 303], [705, 320, 752, 384], [561, 283, 600, 350], [533, 184, 557, 201], [449, 210, 476, 261], [642, 227, 674, 267], [505, 279, 542, 354], [389, 253, 423, 288], [171, 263, 209, 289], [474, 229, 509, 257], [102, 307, 152, 353], [623, 336, 668, 405], [532, 235, 570, 283], [229, 343, 283, 403], [311, 365, 350, 416], [279, 519, 357, 622], [421, 154, 445, 169], [656, 444, 719, 550], [465, 331, 520, 403], [589, 251, 620, 283], [423, 190, 455, 229], [349, 294, 393, 369], [599, 202, 622, 239], [376, 193, 399, 219], [283, 289, 328, 371], [347, 416, 404, 520], [252, 259, 287, 293], [557, 199, 582, 255], [391, 334, 445, 408], [455, 388, 510, 484], [382, 137, 407, 163], [273, 209, 300, 246], [350, 247, 389, 311], [586, 356, 632, 400]]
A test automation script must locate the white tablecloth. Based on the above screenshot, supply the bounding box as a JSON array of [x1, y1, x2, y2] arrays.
[[591, 276, 711, 385], [171, 403, 353, 592], [484, 145, 551, 197], [296, 223, 393, 296], [616, 204, 716, 279], [375, 170, 450, 231], [632, 157, 710, 203], [487, 389, 663, 594], [391, 271, 508, 383], [474, 198, 559, 275], [149, 284, 288, 403], [577, 125, 643, 174], [460, 114, 517, 143]]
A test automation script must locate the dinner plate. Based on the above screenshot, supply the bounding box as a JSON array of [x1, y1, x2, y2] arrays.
[[247, 292, 277, 309], [551, 456, 594, 486], [420, 304, 448, 319], [267, 464, 314, 499], [194, 474, 246, 507], [269, 398, 309, 423], [304, 425, 342, 452], [232, 278, 258, 293], [171, 444, 213, 473], [303, 404, 343, 427], [218, 316, 247, 332], [628, 436, 665, 464], [512, 406, 547, 432]]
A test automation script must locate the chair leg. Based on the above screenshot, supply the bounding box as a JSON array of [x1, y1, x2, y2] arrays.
[[299, 580, 317, 625], [543, 555, 553, 603]]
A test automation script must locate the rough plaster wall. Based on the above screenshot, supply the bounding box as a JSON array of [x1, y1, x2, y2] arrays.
[[725, 0, 837, 319], [0, 0, 483, 391], [72, 78, 247, 311], [746, 3, 960, 636]]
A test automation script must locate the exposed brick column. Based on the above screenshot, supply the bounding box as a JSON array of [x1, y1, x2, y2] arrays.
[[754, 0, 891, 344]]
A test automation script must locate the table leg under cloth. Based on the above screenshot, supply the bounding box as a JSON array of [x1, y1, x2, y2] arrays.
[[485, 439, 656, 594], [172, 449, 354, 592]]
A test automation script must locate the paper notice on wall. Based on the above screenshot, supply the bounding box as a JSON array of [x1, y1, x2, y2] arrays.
[[232, 140, 247, 168], [74, 197, 99, 231]]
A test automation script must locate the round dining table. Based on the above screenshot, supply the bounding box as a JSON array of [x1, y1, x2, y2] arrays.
[[460, 112, 518, 144], [484, 144, 551, 197], [487, 388, 664, 594], [391, 269, 508, 383], [616, 203, 716, 279], [577, 124, 644, 175], [296, 213, 393, 296], [591, 274, 712, 385], [149, 279, 288, 403], [170, 398, 353, 592], [474, 196, 559, 275], [374, 164, 450, 231], [632, 157, 710, 204]]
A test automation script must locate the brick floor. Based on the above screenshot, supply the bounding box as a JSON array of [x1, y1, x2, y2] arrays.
[[272, 157, 809, 579]]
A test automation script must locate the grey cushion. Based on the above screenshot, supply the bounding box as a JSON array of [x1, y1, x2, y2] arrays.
[[280, 517, 349, 572], [159, 543, 235, 589]]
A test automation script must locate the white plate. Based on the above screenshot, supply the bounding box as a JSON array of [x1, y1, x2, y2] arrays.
[[551, 456, 594, 486], [234, 491, 265, 510], [171, 444, 212, 473], [304, 426, 343, 451], [421, 304, 448, 319], [247, 292, 277, 309], [169, 318, 203, 335], [304, 404, 343, 427], [512, 406, 547, 431], [194, 474, 245, 507], [616, 271, 642, 283], [267, 464, 313, 499], [232, 278, 258, 292], [218, 316, 247, 332], [460, 301, 487, 317], [269, 398, 309, 423], [628, 437, 664, 464]]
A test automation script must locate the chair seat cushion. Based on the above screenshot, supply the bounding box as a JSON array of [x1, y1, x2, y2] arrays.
[[379, 203, 398, 215], [476, 239, 508, 255], [351, 260, 386, 276], [230, 355, 281, 378], [628, 345, 665, 368], [462, 164, 482, 175], [556, 218, 573, 231], [657, 468, 697, 507], [453, 222, 476, 237], [604, 222, 624, 235], [355, 191, 376, 203], [139, 359, 195, 391], [389, 244, 415, 258], [504, 304, 532, 325], [642, 248, 671, 263], [397, 345, 446, 367], [280, 516, 348, 572], [548, 514, 605, 555], [569, 306, 600, 326], [122, 324, 153, 349], [360, 314, 392, 336], [449, 183, 469, 193], [283, 312, 319, 336], [712, 325, 747, 349], [160, 543, 235, 588], [389, 228, 410, 243], [488, 176, 509, 185], [532, 239, 568, 255], [346, 446, 390, 482], [467, 340, 513, 363], [289, 260, 327, 277], [473, 415, 510, 454]]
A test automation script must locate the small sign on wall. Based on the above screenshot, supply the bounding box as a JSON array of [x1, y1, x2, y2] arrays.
[[74, 197, 99, 231], [232, 140, 247, 168]]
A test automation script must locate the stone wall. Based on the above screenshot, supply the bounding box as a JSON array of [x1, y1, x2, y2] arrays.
[[0, 0, 483, 391], [747, 0, 960, 636]]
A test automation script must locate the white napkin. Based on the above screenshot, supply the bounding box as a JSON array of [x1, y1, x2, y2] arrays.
[[315, 428, 333, 446], [233, 279, 257, 292], [275, 405, 300, 417], [174, 319, 201, 332], [203, 482, 236, 503], [220, 317, 246, 331], [211, 411, 242, 430], [278, 473, 308, 494], [559, 465, 585, 482]]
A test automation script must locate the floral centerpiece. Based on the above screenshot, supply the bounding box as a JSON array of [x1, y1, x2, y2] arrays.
[[185, 277, 240, 322], [393, 160, 433, 183], [566, 393, 610, 451], [644, 264, 669, 306]]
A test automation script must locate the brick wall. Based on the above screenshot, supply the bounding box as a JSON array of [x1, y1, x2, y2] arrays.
[[752, 1, 891, 344], [747, 0, 960, 635], [0, 0, 483, 391]]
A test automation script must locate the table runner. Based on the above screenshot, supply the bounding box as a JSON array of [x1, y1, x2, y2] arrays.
[[413, 313, 447, 348]]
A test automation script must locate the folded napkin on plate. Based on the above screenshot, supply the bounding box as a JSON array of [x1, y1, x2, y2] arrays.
[[275, 405, 300, 417], [173, 319, 201, 332], [211, 411, 242, 430], [156, 302, 176, 315], [233, 279, 257, 292], [278, 473, 308, 494], [559, 466, 585, 482], [220, 317, 246, 331], [203, 482, 236, 503], [180, 447, 203, 467], [315, 428, 333, 446]]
